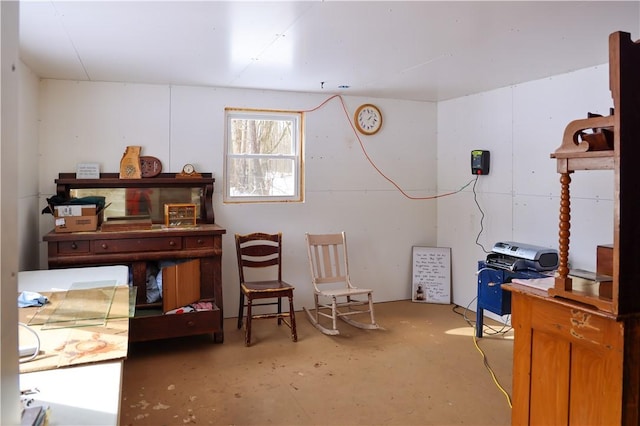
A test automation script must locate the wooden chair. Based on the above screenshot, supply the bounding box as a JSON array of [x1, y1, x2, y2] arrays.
[[304, 232, 382, 335], [235, 232, 297, 346]]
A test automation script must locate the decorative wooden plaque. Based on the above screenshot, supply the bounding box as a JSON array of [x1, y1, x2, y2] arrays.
[[119, 146, 142, 179]]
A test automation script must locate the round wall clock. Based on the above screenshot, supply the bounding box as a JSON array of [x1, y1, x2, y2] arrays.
[[140, 156, 162, 178], [354, 103, 383, 135]]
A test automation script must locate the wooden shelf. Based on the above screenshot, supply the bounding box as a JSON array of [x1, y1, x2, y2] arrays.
[[56, 172, 213, 185], [550, 150, 614, 172]]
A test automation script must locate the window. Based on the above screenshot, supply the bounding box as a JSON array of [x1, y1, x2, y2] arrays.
[[224, 109, 303, 203]]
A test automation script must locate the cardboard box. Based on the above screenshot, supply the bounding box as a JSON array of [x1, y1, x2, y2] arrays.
[[53, 204, 103, 233], [54, 204, 96, 217]]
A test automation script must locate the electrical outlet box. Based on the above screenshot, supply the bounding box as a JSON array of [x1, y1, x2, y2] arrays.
[[471, 150, 490, 175]]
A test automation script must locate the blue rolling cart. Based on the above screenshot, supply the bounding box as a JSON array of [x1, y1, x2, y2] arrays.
[[475, 261, 548, 337]]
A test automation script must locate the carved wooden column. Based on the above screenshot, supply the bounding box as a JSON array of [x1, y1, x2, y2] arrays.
[[556, 172, 572, 291]]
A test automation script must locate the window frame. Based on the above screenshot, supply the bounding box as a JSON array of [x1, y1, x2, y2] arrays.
[[223, 108, 304, 204]]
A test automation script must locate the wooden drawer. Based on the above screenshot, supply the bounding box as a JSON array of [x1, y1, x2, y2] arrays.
[[129, 308, 221, 342], [57, 240, 91, 254], [93, 237, 183, 253], [184, 235, 216, 249]]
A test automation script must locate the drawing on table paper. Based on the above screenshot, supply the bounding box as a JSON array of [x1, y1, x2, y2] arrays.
[[55, 332, 125, 364]]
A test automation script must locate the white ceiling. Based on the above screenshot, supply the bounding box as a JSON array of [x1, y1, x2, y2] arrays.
[[19, 1, 640, 102]]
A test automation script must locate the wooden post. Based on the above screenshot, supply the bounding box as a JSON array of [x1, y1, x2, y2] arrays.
[[556, 172, 573, 291]]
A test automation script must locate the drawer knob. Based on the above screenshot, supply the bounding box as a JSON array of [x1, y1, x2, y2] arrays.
[[169, 240, 176, 246], [187, 320, 195, 327], [197, 239, 204, 244], [71, 242, 77, 249], [101, 243, 108, 249]]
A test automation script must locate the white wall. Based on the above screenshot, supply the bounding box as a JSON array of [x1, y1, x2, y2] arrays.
[[437, 64, 615, 320], [37, 80, 438, 317]]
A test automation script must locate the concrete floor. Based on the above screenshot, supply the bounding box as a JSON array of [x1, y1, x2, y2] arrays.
[[120, 301, 513, 426]]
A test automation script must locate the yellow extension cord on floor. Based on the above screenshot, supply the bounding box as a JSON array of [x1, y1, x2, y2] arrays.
[[473, 327, 513, 409]]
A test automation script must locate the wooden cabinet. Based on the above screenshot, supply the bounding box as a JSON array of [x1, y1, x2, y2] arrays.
[[508, 284, 640, 425], [43, 173, 226, 343], [509, 32, 640, 424]]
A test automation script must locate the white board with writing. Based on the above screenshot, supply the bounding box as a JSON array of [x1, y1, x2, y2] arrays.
[[411, 246, 451, 304]]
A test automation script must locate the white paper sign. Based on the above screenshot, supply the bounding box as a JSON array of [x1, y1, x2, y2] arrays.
[[76, 162, 100, 179], [411, 246, 451, 304]]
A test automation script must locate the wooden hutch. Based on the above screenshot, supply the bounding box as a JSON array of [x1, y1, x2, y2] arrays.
[[43, 173, 226, 343], [507, 32, 640, 424]]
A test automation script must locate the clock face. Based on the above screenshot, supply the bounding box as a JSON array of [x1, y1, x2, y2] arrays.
[[183, 164, 195, 175], [355, 104, 383, 135]]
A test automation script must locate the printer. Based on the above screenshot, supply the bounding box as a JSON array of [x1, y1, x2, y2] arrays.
[[485, 241, 559, 272]]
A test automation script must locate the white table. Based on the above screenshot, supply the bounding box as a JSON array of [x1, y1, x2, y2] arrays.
[[18, 265, 128, 292], [20, 361, 123, 426], [18, 265, 129, 426]]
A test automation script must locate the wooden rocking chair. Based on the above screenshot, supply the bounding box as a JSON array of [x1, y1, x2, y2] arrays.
[[304, 232, 382, 335]]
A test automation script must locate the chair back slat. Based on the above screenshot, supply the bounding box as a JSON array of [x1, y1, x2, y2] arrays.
[[241, 244, 279, 257]]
